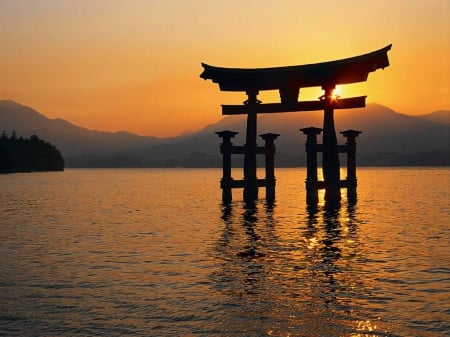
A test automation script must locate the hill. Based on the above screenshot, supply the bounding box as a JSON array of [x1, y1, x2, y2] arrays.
[[0, 100, 448, 167], [0, 133, 64, 172], [135, 104, 449, 167], [0, 100, 160, 166], [418, 110, 449, 125]]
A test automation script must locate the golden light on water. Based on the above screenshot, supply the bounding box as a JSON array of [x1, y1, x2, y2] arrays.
[[1, 168, 449, 335], [351, 319, 379, 336], [306, 237, 319, 250]]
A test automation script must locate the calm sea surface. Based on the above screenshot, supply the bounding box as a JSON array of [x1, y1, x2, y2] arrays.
[[1, 168, 449, 337]]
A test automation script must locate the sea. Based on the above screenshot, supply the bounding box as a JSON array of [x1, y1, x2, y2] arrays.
[[1, 168, 449, 337]]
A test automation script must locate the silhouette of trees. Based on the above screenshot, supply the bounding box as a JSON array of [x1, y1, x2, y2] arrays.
[[0, 131, 64, 172]]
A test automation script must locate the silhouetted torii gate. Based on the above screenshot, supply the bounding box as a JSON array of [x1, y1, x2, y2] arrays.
[[201, 44, 391, 205]]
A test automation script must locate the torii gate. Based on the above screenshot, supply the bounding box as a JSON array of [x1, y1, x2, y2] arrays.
[[201, 44, 391, 205]]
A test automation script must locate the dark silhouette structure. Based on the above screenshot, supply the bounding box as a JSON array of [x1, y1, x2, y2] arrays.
[[201, 44, 391, 204], [300, 127, 362, 206], [0, 131, 64, 173], [216, 130, 279, 203]]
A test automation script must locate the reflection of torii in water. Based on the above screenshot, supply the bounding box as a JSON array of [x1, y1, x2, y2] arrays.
[[201, 44, 392, 206]]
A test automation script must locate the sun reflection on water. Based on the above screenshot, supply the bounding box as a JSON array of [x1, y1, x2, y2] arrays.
[[214, 197, 385, 336], [350, 319, 379, 336]]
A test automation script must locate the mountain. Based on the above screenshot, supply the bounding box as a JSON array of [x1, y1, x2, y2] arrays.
[[418, 110, 449, 125], [135, 103, 449, 167], [1, 100, 448, 167], [0, 100, 160, 166]]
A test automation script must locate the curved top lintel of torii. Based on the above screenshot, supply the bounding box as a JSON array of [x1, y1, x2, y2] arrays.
[[200, 44, 392, 93]]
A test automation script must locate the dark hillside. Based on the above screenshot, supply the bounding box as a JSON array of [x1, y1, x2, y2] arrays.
[[0, 132, 64, 172]]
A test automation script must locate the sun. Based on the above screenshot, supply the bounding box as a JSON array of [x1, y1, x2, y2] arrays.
[[331, 87, 342, 100]]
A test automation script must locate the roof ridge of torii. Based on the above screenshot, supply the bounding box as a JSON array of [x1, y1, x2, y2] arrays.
[[200, 44, 392, 114], [200, 44, 391, 91]]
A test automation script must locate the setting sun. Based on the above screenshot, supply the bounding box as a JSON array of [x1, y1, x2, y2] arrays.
[[331, 87, 342, 100]]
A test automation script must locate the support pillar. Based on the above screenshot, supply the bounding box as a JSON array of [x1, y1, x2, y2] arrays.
[[300, 127, 323, 205], [243, 90, 259, 202], [321, 86, 341, 206], [260, 133, 280, 202], [216, 130, 238, 203], [340, 130, 362, 203]]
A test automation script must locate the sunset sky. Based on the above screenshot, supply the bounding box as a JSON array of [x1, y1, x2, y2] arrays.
[[1, 0, 449, 137]]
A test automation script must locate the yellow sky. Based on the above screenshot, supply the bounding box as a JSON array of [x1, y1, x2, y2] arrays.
[[1, 0, 449, 137]]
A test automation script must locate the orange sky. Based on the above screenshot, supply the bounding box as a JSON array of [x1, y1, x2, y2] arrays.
[[1, 0, 449, 137]]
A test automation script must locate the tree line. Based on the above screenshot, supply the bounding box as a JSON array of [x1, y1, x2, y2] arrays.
[[0, 131, 64, 172]]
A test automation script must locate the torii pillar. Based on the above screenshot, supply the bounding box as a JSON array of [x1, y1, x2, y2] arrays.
[[300, 127, 323, 205], [341, 129, 362, 202], [260, 132, 280, 202], [216, 130, 238, 203], [322, 86, 341, 205], [243, 90, 259, 201]]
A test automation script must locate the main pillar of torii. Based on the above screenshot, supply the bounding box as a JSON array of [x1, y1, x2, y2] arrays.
[[201, 44, 391, 204]]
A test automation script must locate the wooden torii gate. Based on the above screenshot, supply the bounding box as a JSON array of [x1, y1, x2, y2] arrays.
[[201, 44, 391, 205]]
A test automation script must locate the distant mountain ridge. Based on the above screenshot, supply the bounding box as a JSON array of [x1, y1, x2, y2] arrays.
[[0, 100, 160, 165], [0, 99, 448, 167], [418, 110, 449, 125]]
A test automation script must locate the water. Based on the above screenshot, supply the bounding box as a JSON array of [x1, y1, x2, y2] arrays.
[[1, 168, 449, 336]]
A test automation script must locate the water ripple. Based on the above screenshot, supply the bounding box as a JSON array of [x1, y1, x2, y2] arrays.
[[0, 168, 448, 336]]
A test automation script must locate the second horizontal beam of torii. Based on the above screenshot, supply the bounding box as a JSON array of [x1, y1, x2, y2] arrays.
[[221, 96, 366, 115]]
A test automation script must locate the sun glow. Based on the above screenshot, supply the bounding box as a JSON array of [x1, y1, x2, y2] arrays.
[[331, 87, 342, 100], [319, 86, 343, 102], [1, 1, 448, 137]]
